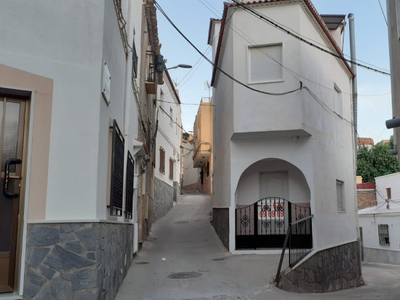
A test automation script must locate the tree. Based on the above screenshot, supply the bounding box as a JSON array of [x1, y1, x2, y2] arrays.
[[357, 141, 399, 182]]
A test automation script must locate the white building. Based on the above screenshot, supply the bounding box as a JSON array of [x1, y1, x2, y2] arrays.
[[181, 135, 200, 191], [359, 173, 400, 265], [0, 0, 150, 298], [209, 0, 361, 292], [154, 70, 182, 217]]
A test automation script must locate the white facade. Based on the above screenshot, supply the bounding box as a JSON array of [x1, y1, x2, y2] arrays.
[[210, 1, 357, 253], [0, 0, 145, 296], [359, 173, 400, 264], [181, 138, 200, 188], [155, 70, 182, 188], [0, 0, 143, 221]]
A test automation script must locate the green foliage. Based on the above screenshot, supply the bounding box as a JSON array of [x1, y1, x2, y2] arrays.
[[357, 142, 399, 182]]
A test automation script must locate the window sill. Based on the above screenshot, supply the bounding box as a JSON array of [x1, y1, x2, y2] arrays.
[[248, 79, 284, 85]]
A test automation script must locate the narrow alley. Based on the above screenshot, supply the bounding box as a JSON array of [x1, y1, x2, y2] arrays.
[[116, 194, 400, 300]]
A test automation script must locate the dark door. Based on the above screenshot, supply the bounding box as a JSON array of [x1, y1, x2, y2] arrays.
[[0, 98, 26, 293]]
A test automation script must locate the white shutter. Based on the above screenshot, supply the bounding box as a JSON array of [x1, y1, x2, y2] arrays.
[[249, 44, 282, 83]]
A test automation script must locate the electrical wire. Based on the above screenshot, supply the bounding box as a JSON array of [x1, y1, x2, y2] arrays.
[[229, 0, 390, 76], [378, 0, 388, 26], [155, 0, 303, 96]]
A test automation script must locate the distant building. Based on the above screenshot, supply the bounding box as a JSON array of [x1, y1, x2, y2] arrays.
[[181, 134, 200, 191], [359, 173, 400, 265], [192, 97, 213, 195], [357, 137, 374, 150]]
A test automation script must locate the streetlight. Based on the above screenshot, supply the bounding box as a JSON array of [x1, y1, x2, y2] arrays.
[[165, 64, 192, 71]]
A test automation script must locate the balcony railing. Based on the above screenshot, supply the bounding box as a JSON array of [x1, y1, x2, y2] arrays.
[[146, 50, 155, 83]]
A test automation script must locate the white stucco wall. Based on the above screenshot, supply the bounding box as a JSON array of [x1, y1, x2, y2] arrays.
[[212, 12, 235, 208], [375, 173, 400, 205], [0, 0, 143, 221], [155, 72, 182, 186], [212, 2, 357, 252], [236, 157, 310, 206], [0, 0, 106, 220], [181, 140, 199, 187], [359, 213, 400, 253]]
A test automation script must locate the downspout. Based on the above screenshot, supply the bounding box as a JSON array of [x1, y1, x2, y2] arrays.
[[348, 12, 362, 274], [348, 13, 357, 150]]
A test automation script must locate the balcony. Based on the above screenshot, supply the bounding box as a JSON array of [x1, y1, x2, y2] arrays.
[[193, 142, 211, 168], [145, 50, 156, 94]]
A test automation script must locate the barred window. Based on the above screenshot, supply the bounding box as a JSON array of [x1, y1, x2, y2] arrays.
[[159, 147, 165, 174], [336, 180, 345, 212], [378, 224, 390, 245]]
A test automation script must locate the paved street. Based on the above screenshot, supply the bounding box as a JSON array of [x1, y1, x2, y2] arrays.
[[116, 194, 400, 300]]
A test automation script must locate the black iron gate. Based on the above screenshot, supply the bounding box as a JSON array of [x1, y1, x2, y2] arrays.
[[235, 197, 312, 249]]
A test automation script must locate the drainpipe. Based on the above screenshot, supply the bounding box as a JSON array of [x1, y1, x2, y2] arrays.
[[348, 13, 357, 151], [348, 13, 362, 274]]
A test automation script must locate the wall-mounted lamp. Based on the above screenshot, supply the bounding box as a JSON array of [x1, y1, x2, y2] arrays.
[[165, 64, 192, 71]]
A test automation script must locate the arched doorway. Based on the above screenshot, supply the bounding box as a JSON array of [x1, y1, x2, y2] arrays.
[[234, 158, 311, 249]]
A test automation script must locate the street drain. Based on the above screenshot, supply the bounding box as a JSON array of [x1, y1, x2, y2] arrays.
[[135, 262, 149, 265], [168, 272, 202, 279], [212, 258, 225, 261], [175, 221, 189, 224]]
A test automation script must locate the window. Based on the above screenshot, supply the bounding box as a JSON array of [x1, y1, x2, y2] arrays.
[[378, 224, 390, 245], [170, 107, 173, 127], [336, 180, 345, 212], [387, 188, 392, 200], [248, 44, 282, 83], [169, 158, 174, 180], [110, 120, 124, 216], [159, 147, 165, 173]]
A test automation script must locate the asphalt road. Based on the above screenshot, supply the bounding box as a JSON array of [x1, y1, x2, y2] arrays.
[[116, 194, 400, 300]]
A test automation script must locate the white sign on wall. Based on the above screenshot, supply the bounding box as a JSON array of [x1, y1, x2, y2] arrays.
[[102, 62, 111, 105]]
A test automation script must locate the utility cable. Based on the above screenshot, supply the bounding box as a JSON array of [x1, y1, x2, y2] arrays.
[[378, 0, 388, 26], [229, 0, 390, 76], [155, 0, 303, 96]]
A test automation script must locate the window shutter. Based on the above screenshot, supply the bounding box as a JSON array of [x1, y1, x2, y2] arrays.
[[249, 45, 282, 83]]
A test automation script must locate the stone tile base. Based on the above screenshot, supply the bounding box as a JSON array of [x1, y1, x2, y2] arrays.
[[24, 222, 134, 300], [153, 177, 174, 222], [363, 247, 400, 265], [211, 208, 229, 250], [278, 241, 363, 293]]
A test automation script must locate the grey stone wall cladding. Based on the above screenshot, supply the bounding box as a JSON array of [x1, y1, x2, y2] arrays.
[[363, 247, 400, 265], [278, 241, 363, 293], [24, 222, 134, 300], [153, 177, 174, 222], [211, 208, 229, 250]]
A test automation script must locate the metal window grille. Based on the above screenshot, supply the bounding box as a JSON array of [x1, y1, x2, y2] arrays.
[[146, 51, 155, 82], [110, 120, 125, 216], [159, 147, 165, 173], [378, 224, 390, 245], [125, 151, 134, 219], [336, 180, 345, 212], [169, 159, 174, 180], [132, 38, 138, 78]]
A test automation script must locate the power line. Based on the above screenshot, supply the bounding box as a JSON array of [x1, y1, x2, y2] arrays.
[[229, 0, 390, 76], [378, 0, 388, 26], [154, 0, 303, 96]]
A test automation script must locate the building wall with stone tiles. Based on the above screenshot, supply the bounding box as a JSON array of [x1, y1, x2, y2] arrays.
[[153, 177, 174, 222], [24, 222, 134, 300], [211, 208, 229, 250], [357, 189, 377, 210], [278, 241, 362, 293]]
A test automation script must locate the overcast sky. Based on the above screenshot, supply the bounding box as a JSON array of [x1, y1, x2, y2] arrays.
[[157, 0, 391, 143]]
